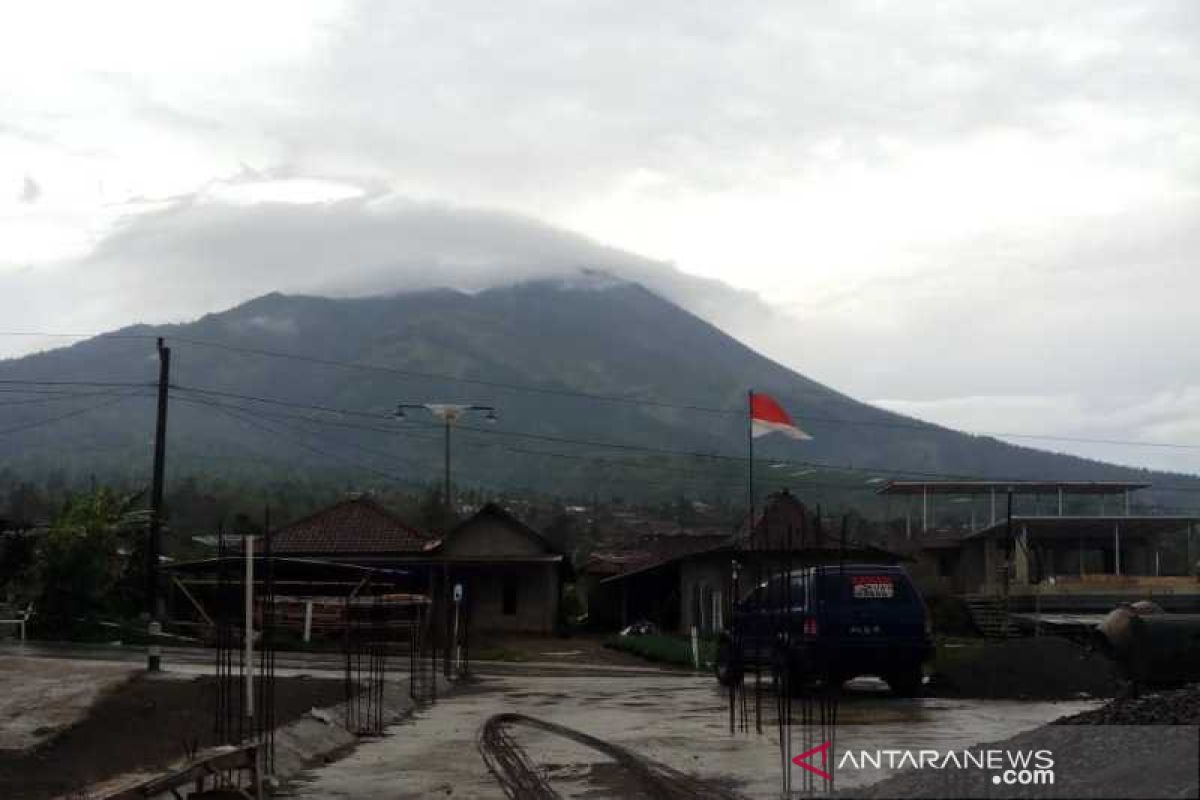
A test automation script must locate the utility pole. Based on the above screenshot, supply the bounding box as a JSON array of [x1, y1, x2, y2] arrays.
[[395, 403, 497, 526], [147, 337, 170, 672], [443, 415, 452, 517]]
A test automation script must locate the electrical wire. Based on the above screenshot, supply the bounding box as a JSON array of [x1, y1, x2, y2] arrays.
[[177, 390, 1145, 501], [174, 393, 828, 494], [0, 391, 149, 437], [166, 384, 1200, 496], [164, 336, 1200, 452], [0, 389, 149, 408], [169, 336, 737, 415], [4, 330, 1200, 452]]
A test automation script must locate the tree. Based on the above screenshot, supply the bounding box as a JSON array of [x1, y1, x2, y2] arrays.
[[33, 489, 148, 622]]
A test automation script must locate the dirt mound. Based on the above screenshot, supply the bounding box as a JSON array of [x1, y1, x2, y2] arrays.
[[0, 673, 346, 800], [1055, 683, 1200, 724], [931, 636, 1122, 700]]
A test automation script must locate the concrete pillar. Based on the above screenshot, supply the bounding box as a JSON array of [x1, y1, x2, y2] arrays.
[[922, 485, 928, 533], [983, 538, 996, 592], [1014, 525, 1030, 585], [1114, 522, 1122, 576]]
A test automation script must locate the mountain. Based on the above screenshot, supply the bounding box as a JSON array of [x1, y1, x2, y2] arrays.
[[0, 279, 1195, 512]]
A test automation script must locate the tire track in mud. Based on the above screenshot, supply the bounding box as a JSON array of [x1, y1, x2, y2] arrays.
[[477, 712, 749, 800]]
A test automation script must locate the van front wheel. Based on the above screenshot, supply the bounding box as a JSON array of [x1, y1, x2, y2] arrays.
[[715, 639, 743, 687]]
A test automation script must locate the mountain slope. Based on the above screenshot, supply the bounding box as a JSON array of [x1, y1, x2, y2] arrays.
[[0, 279, 1194, 510]]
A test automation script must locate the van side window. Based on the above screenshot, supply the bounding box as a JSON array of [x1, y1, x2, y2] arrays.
[[790, 576, 809, 609]]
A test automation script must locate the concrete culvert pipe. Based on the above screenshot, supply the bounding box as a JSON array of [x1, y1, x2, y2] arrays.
[[1095, 602, 1200, 688]]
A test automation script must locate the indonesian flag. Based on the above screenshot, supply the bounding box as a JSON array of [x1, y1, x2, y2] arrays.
[[750, 391, 812, 440]]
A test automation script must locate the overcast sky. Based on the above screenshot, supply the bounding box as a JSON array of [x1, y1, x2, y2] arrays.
[[2, 1, 1198, 474]]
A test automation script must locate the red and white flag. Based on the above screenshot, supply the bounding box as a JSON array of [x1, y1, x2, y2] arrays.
[[750, 391, 812, 440]]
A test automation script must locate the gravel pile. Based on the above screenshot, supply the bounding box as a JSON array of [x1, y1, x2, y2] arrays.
[[1055, 683, 1200, 725], [933, 635, 1122, 700]]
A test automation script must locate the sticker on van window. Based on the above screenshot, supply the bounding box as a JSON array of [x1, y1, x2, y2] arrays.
[[851, 575, 894, 598]]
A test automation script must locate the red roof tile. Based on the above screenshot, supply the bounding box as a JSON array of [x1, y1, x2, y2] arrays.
[[269, 496, 431, 554]]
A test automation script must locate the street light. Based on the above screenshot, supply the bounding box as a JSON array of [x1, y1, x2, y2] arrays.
[[395, 403, 497, 521]]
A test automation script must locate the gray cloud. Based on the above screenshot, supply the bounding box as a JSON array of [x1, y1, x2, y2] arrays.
[[2, 0, 1198, 476], [0, 187, 770, 349], [18, 175, 39, 204]]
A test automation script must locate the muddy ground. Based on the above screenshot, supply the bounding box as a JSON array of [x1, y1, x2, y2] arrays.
[[283, 668, 1095, 799], [0, 655, 134, 750], [0, 672, 346, 800]]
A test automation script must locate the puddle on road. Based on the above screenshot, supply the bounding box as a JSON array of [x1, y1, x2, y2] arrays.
[[284, 671, 1100, 799]]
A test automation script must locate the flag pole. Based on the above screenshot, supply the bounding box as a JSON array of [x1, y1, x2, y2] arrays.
[[747, 389, 754, 536], [749, 388, 762, 734]]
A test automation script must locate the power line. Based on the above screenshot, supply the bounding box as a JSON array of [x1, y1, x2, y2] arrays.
[[5, 329, 1200, 452], [166, 336, 1200, 452], [0, 331, 153, 341], [193, 398, 408, 483], [0, 392, 148, 438], [171, 384, 392, 419], [0, 389, 148, 409], [175, 393, 732, 489], [0, 379, 153, 389], [168, 336, 738, 415], [172, 390, 1128, 499], [167, 383, 1200, 493], [175, 391, 836, 494]]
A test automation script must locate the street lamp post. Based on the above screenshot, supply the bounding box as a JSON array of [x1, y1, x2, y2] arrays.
[[395, 403, 497, 519]]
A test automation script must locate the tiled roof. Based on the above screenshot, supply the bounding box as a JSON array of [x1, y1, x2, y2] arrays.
[[269, 496, 432, 554]]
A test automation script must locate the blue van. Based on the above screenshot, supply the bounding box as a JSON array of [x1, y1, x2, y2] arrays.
[[715, 564, 933, 696]]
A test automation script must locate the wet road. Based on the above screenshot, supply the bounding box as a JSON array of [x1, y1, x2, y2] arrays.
[[283, 668, 1099, 799]]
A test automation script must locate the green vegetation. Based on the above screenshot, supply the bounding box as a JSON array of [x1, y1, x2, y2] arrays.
[[0, 488, 151, 637], [604, 633, 716, 668], [929, 635, 989, 675], [472, 646, 532, 662]]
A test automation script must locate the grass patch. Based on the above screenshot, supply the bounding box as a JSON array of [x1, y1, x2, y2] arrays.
[[930, 636, 989, 674], [603, 634, 716, 668], [473, 646, 532, 662]]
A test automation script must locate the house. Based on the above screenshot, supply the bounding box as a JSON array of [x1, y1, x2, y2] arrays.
[[434, 503, 566, 633], [581, 532, 730, 631], [262, 495, 565, 634], [592, 491, 903, 634], [877, 480, 1200, 613]]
